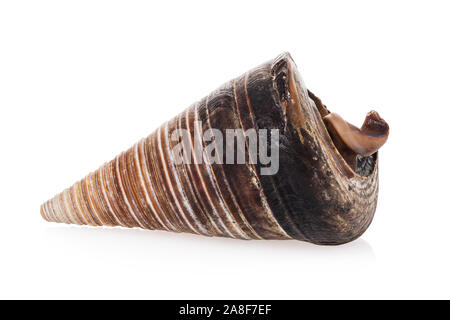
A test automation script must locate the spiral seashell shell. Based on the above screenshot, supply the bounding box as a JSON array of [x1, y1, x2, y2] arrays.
[[41, 53, 388, 245]]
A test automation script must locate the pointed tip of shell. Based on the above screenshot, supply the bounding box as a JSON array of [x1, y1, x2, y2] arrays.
[[40, 202, 50, 222]]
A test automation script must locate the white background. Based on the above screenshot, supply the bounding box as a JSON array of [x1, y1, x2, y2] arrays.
[[0, 0, 449, 299]]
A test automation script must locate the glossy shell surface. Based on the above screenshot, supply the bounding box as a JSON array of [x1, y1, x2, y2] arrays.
[[41, 53, 379, 245]]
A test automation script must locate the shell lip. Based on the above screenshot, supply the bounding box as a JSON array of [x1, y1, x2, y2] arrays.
[[280, 54, 384, 179]]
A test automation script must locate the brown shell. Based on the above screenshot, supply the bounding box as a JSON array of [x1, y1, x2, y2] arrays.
[[41, 53, 380, 245]]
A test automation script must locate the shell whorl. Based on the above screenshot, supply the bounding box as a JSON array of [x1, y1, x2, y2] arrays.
[[41, 53, 382, 245], [40, 76, 291, 240]]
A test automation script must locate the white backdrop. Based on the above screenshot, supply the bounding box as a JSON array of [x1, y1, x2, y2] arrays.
[[1, 0, 449, 299]]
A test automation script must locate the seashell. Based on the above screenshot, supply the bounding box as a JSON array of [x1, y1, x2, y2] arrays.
[[41, 52, 389, 245]]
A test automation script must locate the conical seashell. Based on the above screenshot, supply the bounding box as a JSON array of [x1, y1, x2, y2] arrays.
[[41, 53, 389, 245]]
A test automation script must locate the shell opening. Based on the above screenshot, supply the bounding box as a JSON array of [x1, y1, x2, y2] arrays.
[[308, 91, 389, 177]]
